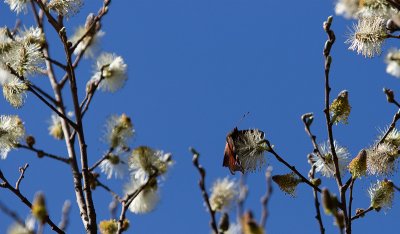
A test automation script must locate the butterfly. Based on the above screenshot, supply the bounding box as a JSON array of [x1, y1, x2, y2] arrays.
[[223, 127, 266, 174]]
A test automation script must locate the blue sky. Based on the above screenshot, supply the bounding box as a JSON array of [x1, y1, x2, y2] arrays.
[[1, 0, 400, 233]]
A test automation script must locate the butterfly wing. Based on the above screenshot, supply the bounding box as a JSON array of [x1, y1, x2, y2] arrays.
[[223, 128, 244, 174]]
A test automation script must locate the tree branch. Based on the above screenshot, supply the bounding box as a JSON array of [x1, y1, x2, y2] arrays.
[[348, 178, 356, 233], [266, 141, 322, 193], [190, 147, 219, 234], [322, 16, 349, 232], [351, 206, 374, 221], [15, 164, 29, 191], [116, 173, 158, 234], [89, 148, 113, 172], [0, 167, 64, 233], [17, 144, 70, 164], [96, 179, 122, 202], [30, 1, 90, 230], [309, 165, 325, 234]]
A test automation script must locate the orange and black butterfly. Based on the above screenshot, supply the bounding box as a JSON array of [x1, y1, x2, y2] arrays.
[[223, 127, 265, 174]]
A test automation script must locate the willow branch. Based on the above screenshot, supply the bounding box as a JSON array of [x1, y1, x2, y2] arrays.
[[89, 148, 113, 171], [309, 165, 325, 234], [0, 168, 64, 234], [116, 173, 158, 234], [348, 178, 356, 233], [96, 179, 122, 202], [59, 0, 111, 89], [30, 83, 58, 105], [15, 164, 29, 191], [190, 147, 219, 234], [351, 206, 374, 221], [17, 144, 70, 164], [378, 109, 400, 145], [260, 166, 273, 228], [30, 1, 90, 230], [266, 141, 321, 193], [80, 65, 108, 117], [301, 113, 326, 161], [44, 56, 67, 70], [69, 0, 110, 53], [322, 16, 349, 233]]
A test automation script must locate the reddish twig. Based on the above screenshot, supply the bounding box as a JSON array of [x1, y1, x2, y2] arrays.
[[0, 167, 64, 233], [309, 165, 325, 234], [190, 147, 219, 234]]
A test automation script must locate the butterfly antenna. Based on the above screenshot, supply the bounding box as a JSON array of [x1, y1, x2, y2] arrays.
[[235, 111, 250, 127]]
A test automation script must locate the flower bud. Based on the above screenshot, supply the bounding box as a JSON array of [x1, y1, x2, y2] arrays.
[[348, 149, 367, 178]]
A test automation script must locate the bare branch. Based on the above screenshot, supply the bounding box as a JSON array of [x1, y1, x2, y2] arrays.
[[322, 16, 349, 233], [190, 147, 219, 234], [116, 173, 158, 234], [30, 1, 90, 230], [89, 148, 113, 171], [309, 165, 325, 234], [15, 164, 29, 190], [0, 168, 64, 233], [96, 179, 122, 202], [17, 144, 70, 164], [266, 141, 322, 193], [351, 206, 374, 221], [348, 178, 356, 233]]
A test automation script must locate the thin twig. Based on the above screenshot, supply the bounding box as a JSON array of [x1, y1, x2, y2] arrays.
[[29, 83, 58, 105], [322, 16, 349, 233], [89, 148, 113, 171], [348, 178, 356, 233], [17, 144, 70, 164], [260, 166, 273, 228], [301, 113, 327, 162], [0, 169, 64, 233], [351, 206, 374, 221], [28, 86, 78, 129], [116, 173, 158, 234], [378, 109, 400, 145], [80, 65, 108, 117], [59, 0, 110, 89], [394, 183, 400, 192], [190, 147, 219, 234], [266, 141, 322, 193], [44, 56, 67, 70], [15, 164, 29, 190], [96, 179, 122, 202], [309, 165, 325, 234], [30, 1, 90, 229]]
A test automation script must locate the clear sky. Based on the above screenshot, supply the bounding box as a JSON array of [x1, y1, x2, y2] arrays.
[[1, 0, 400, 233]]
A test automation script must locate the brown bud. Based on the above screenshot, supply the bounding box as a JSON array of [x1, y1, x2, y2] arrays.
[[26, 135, 35, 148], [384, 88, 395, 103]]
